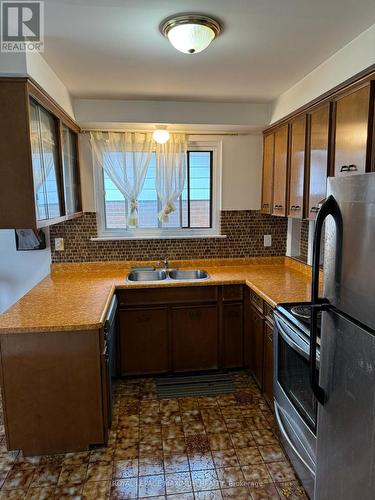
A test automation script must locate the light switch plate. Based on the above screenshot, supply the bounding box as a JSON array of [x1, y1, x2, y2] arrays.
[[55, 238, 64, 251], [264, 235, 272, 247]]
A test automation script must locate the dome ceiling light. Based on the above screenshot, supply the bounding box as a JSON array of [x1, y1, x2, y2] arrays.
[[161, 14, 222, 55], [152, 128, 170, 144]]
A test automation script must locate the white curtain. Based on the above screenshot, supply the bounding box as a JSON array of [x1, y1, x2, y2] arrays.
[[155, 134, 187, 222], [90, 131, 153, 227]]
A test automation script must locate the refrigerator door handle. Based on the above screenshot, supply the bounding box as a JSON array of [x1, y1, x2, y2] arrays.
[[310, 195, 342, 405]]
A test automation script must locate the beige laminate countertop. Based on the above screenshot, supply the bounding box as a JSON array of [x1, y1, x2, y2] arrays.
[[0, 257, 314, 334]]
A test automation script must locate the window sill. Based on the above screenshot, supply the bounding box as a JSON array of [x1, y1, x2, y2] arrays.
[[91, 234, 227, 241]]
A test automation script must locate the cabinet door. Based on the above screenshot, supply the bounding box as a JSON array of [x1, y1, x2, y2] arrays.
[[288, 116, 306, 218], [272, 125, 289, 216], [29, 99, 48, 221], [38, 105, 63, 219], [334, 84, 371, 176], [61, 125, 81, 215], [262, 322, 274, 408], [261, 134, 274, 214], [172, 305, 218, 372], [119, 308, 169, 375], [222, 302, 243, 368], [307, 104, 330, 220], [250, 307, 264, 388]]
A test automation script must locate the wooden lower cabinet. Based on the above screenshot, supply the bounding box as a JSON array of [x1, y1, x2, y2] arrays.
[[171, 305, 218, 372], [222, 302, 243, 368], [119, 308, 169, 375], [0, 329, 106, 456], [118, 285, 246, 375], [250, 307, 265, 388], [245, 290, 275, 410], [262, 321, 274, 407]]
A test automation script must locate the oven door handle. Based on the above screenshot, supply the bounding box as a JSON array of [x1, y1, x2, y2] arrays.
[[275, 316, 310, 361], [274, 402, 315, 475]]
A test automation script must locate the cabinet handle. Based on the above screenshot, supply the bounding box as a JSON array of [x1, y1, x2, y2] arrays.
[[310, 206, 319, 213], [340, 165, 349, 172], [348, 164, 358, 171], [274, 204, 283, 209], [262, 203, 269, 208], [290, 205, 296, 210]]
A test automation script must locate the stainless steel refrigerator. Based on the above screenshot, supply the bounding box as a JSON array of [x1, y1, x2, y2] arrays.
[[309, 173, 375, 499]]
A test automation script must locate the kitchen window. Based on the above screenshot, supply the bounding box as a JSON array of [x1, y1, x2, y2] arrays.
[[94, 141, 222, 239]]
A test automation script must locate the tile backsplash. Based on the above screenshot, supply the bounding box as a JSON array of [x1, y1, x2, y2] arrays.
[[299, 220, 309, 263], [50, 211, 288, 263]]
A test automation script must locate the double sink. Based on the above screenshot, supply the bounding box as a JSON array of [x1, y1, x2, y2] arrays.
[[127, 269, 209, 282]]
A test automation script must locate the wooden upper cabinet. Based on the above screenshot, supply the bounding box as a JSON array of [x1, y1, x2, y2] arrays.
[[30, 99, 64, 222], [306, 104, 330, 220], [334, 83, 372, 176], [61, 125, 82, 217], [288, 116, 306, 218], [272, 125, 289, 216], [261, 133, 274, 214], [0, 77, 82, 229]]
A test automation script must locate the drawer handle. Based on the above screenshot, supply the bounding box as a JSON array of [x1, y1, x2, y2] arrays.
[[310, 206, 319, 213], [290, 205, 301, 211], [274, 204, 283, 209], [340, 165, 349, 172], [262, 203, 269, 207], [348, 164, 357, 171]]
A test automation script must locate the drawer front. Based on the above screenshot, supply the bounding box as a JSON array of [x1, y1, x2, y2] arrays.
[[222, 285, 243, 302], [264, 302, 274, 324], [249, 290, 264, 314], [118, 286, 218, 307]]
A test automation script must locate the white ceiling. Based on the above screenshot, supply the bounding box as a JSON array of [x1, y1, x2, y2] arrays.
[[42, 0, 375, 102]]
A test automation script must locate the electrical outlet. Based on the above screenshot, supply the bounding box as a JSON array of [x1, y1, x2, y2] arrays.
[[264, 235, 272, 247], [55, 238, 64, 251]]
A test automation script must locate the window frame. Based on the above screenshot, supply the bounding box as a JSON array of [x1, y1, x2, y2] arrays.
[[94, 139, 222, 239]]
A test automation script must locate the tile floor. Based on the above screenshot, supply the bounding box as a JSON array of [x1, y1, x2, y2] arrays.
[[0, 371, 308, 499]]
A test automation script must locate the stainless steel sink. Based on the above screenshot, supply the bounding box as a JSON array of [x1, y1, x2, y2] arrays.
[[127, 268, 209, 282], [169, 269, 209, 280], [127, 270, 167, 282]]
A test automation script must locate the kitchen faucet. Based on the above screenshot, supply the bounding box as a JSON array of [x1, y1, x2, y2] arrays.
[[159, 256, 169, 271]]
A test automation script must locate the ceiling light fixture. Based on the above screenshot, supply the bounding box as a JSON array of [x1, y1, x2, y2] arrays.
[[161, 14, 222, 55], [152, 128, 170, 144]]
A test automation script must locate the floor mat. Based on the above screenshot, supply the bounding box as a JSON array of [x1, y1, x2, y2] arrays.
[[156, 372, 234, 399]]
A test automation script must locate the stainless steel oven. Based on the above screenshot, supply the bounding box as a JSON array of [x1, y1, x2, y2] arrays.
[[273, 309, 319, 499]]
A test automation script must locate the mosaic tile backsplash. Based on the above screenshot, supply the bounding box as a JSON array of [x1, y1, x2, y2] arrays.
[[299, 220, 309, 264], [50, 211, 288, 263]]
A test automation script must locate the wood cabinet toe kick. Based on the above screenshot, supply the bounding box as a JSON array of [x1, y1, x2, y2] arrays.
[[0, 328, 107, 456]]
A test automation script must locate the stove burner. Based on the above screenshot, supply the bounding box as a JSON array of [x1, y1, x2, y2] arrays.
[[291, 305, 312, 320]]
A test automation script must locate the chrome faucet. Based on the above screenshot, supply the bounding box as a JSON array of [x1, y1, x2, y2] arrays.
[[158, 256, 169, 271]]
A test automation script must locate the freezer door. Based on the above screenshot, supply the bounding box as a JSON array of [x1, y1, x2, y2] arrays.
[[324, 173, 375, 330], [315, 310, 375, 500]]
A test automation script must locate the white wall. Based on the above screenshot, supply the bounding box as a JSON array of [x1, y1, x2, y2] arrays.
[[79, 133, 263, 213], [222, 135, 262, 210], [0, 230, 51, 313], [74, 99, 270, 131], [271, 24, 375, 123], [26, 52, 75, 118]]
